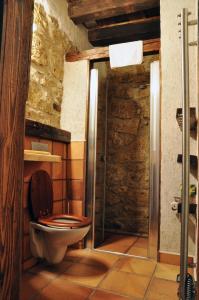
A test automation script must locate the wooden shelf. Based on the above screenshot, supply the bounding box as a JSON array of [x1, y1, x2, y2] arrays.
[[176, 107, 197, 132], [24, 150, 61, 162], [177, 154, 198, 169], [25, 119, 71, 143]]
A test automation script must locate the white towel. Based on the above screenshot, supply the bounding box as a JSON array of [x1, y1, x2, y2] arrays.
[[109, 41, 143, 69]]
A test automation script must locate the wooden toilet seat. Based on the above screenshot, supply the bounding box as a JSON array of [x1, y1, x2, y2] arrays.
[[29, 170, 91, 229], [38, 214, 91, 228]]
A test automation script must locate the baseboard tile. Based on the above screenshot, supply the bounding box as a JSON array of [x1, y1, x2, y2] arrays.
[[159, 251, 194, 266]]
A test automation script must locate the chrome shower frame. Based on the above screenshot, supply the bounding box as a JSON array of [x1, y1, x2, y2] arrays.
[[86, 69, 99, 249], [86, 62, 161, 261], [179, 8, 190, 300], [149, 60, 161, 260], [178, 7, 198, 299]]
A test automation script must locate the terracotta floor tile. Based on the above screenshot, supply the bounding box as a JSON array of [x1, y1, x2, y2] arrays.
[[78, 249, 119, 268], [20, 272, 53, 300], [29, 260, 73, 277], [145, 278, 179, 300], [36, 277, 93, 300], [89, 290, 135, 300], [154, 263, 180, 281], [115, 257, 156, 277], [21, 247, 182, 300], [133, 237, 148, 248], [99, 270, 150, 298], [98, 235, 138, 253], [65, 249, 119, 268], [62, 261, 108, 287], [23, 257, 38, 271], [127, 246, 148, 257], [64, 248, 86, 262], [154, 263, 193, 282]]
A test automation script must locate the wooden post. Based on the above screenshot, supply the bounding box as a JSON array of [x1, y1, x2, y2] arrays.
[[0, 1, 33, 299]]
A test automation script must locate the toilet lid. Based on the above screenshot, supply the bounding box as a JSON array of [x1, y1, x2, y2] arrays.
[[29, 170, 53, 220]]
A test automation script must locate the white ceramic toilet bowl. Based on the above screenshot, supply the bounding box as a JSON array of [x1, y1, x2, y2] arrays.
[[30, 222, 91, 264]]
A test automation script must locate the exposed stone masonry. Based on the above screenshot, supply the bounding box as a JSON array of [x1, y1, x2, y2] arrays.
[[26, 4, 75, 128], [104, 55, 159, 236]]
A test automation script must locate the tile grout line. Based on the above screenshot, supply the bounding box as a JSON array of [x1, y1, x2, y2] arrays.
[[86, 250, 151, 299], [74, 249, 155, 299], [25, 260, 75, 299], [86, 253, 135, 300], [24, 249, 154, 300], [90, 286, 140, 300], [93, 253, 121, 289], [124, 237, 139, 254], [143, 262, 157, 300]]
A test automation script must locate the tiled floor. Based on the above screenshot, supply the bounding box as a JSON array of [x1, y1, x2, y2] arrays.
[[21, 248, 180, 300], [97, 234, 148, 257]]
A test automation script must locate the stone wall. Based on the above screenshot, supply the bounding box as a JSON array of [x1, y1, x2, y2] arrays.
[[26, 1, 91, 128], [105, 55, 159, 236], [26, 4, 75, 127]]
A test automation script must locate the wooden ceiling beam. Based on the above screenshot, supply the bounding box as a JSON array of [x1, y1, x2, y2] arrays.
[[65, 38, 160, 62], [68, 0, 160, 24], [88, 16, 160, 46]]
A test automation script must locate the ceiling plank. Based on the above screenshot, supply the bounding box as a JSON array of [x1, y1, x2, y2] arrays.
[[65, 38, 160, 62], [68, 0, 160, 24], [88, 16, 160, 46]]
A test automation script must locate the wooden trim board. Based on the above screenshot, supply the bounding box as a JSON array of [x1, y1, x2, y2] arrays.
[[66, 38, 160, 62]]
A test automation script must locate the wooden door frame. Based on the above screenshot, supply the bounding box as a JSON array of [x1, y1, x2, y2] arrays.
[[0, 1, 33, 299]]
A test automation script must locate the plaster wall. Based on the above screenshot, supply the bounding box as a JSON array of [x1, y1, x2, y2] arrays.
[[61, 60, 90, 141], [160, 0, 198, 255]]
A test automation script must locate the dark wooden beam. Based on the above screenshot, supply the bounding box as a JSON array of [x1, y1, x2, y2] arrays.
[[66, 38, 160, 62], [0, 1, 3, 51], [25, 119, 71, 143], [88, 16, 160, 46], [0, 1, 33, 299], [68, 0, 160, 24]]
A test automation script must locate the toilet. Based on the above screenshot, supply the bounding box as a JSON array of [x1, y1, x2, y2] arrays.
[[28, 170, 91, 264]]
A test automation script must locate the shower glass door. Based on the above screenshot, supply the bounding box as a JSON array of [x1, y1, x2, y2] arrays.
[[86, 67, 107, 248], [86, 59, 160, 260]]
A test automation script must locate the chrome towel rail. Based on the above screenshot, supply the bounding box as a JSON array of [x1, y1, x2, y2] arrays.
[[178, 8, 197, 300]]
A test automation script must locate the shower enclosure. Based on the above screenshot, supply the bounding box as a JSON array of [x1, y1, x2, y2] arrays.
[[86, 56, 160, 260]]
